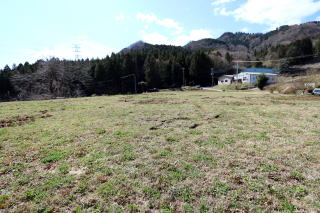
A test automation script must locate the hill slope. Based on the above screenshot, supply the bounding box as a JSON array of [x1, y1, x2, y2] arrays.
[[120, 41, 153, 54], [184, 22, 320, 52]]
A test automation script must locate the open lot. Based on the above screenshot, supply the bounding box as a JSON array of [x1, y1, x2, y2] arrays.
[[0, 91, 320, 212]]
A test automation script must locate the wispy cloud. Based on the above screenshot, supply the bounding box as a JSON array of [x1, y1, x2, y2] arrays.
[[136, 13, 184, 34], [211, 0, 235, 6], [213, 6, 234, 16], [212, 0, 235, 16], [177, 29, 214, 44], [136, 12, 216, 46], [139, 31, 170, 45], [241, 27, 249, 33], [216, 0, 320, 30], [115, 13, 126, 21], [139, 29, 213, 46], [23, 37, 117, 62]]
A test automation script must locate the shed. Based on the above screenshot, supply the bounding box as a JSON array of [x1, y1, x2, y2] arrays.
[[218, 75, 234, 85]]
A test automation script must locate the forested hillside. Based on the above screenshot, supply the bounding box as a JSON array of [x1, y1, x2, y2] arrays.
[[0, 46, 219, 100], [185, 22, 320, 52], [1, 22, 320, 101]]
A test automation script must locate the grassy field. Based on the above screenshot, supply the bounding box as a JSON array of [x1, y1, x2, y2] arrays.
[[0, 90, 320, 212]]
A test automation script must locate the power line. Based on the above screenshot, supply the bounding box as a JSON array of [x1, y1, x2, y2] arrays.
[[234, 54, 315, 63], [182, 67, 186, 86], [233, 54, 317, 72]]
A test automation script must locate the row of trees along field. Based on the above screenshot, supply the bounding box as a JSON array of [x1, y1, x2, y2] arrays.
[[1, 38, 320, 100], [0, 46, 217, 100]]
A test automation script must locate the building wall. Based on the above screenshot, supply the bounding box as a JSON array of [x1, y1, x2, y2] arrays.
[[236, 73, 251, 84], [250, 74, 277, 84], [218, 77, 232, 85], [236, 73, 277, 84]]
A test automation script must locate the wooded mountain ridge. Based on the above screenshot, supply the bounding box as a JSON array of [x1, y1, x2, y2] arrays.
[[124, 21, 320, 60], [186, 21, 320, 51], [1, 22, 320, 101]]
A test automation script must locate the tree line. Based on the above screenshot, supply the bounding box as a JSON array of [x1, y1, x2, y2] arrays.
[[0, 45, 218, 100], [1, 38, 319, 100]]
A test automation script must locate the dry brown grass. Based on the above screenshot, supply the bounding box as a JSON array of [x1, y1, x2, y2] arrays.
[[0, 90, 319, 212], [268, 72, 320, 94]]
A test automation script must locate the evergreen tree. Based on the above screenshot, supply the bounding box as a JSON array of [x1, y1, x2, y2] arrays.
[[144, 55, 160, 88], [190, 51, 213, 85], [122, 55, 134, 75], [287, 38, 313, 64], [315, 39, 320, 56], [94, 63, 106, 81], [0, 70, 13, 98], [225, 52, 233, 63], [0, 43, 217, 99], [3, 65, 11, 72]]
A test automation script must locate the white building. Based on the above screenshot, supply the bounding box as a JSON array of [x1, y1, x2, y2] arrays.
[[235, 72, 277, 84], [218, 75, 234, 85], [216, 68, 278, 86]]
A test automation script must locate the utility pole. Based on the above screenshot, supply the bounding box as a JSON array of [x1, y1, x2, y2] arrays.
[[236, 61, 239, 75], [236, 51, 240, 75], [182, 67, 185, 86], [73, 44, 81, 61], [233, 61, 240, 84], [211, 68, 214, 87], [133, 74, 137, 94]]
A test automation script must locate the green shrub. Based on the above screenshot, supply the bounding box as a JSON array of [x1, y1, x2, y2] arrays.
[[256, 74, 269, 90]]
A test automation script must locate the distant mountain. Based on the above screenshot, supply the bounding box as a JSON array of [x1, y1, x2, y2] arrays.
[[184, 22, 320, 52], [183, 38, 228, 51], [122, 22, 320, 55], [3, 22, 320, 101], [119, 21, 320, 63], [120, 41, 153, 54]]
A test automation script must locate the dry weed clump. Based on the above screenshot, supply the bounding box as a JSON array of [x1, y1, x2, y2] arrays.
[[268, 72, 320, 94]]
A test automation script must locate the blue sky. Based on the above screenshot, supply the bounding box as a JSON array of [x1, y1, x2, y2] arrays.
[[1, 0, 320, 68]]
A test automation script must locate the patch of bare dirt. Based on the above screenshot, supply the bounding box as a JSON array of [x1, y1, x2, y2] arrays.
[[270, 100, 297, 105], [216, 100, 267, 106], [189, 123, 200, 129], [134, 98, 169, 104], [149, 117, 191, 130], [220, 96, 237, 99], [289, 96, 320, 101], [215, 100, 246, 106], [268, 172, 283, 182], [0, 115, 36, 128], [0, 111, 53, 128], [39, 110, 53, 119], [120, 97, 187, 105], [205, 114, 222, 121], [201, 97, 211, 100], [232, 176, 244, 185]]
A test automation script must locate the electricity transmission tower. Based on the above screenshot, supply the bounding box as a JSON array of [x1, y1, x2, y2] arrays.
[[73, 44, 81, 61]]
